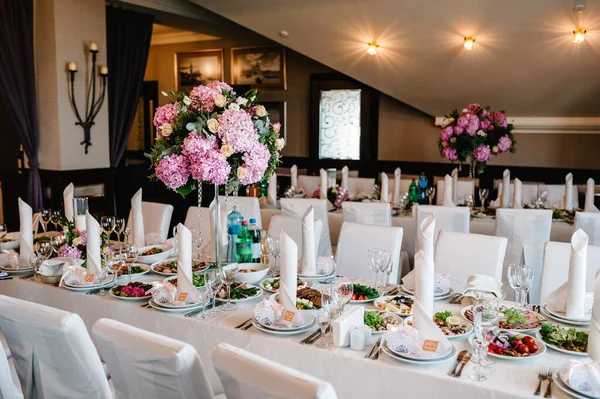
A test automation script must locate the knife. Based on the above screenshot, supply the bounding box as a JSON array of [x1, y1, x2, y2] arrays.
[[365, 337, 382, 359], [301, 330, 322, 345]]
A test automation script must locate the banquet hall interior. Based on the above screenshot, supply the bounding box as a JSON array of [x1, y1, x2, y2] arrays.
[[2, 0, 600, 398]]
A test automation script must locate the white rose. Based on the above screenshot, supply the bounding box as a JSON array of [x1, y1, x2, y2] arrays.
[[439, 117, 455, 128], [228, 103, 240, 111], [183, 96, 191, 106], [255, 105, 267, 117], [237, 166, 248, 180], [207, 118, 219, 133], [275, 138, 285, 150], [221, 144, 234, 157], [462, 108, 469, 113], [72, 237, 83, 247], [214, 93, 227, 108], [477, 130, 487, 137], [236, 97, 248, 106], [160, 123, 173, 137]]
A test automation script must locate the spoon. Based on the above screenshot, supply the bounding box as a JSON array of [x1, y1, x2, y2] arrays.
[[455, 353, 472, 378], [449, 350, 467, 376]]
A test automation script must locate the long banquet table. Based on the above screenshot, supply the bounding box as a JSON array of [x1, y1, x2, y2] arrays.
[[0, 275, 577, 398]]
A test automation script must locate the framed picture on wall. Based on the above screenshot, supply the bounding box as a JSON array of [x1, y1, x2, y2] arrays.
[[176, 50, 224, 91], [262, 101, 287, 140], [231, 46, 287, 90]]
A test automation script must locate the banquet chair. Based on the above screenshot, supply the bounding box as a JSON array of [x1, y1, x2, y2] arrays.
[[0, 342, 22, 399], [494, 182, 539, 207], [435, 180, 475, 204], [92, 318, 223, 399], [345, 177, 375, 198], [335, 222, 403, 284], [433, 231, 507, 291], [538, 184, 579, 209], [268, 215, 322, 260], [127, 201, 174, 242], [213, 343, 338, 399], [184, 206, 212, 253], [297, 175, 320, 197], [0, 295, 112, 399], [414, 205, 470, 251], [280, 198, 332, 256], [539, 241, 600, 300], [387, 178, 412, 200], [341, 202, 392, 226], [495, 209, 552, 304], [575, 212, 600, 246]]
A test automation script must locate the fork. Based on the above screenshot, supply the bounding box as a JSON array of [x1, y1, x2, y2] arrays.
[[534, 366, 548, 396], [544, 367, 554, 398]]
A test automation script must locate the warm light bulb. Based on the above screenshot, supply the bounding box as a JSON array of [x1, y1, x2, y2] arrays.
[[573, 28, 586, 44], [464, 36, 475, 50], [367, 42, 379, 55]]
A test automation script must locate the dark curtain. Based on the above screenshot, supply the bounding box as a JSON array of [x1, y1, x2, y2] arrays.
[[0, 0, 42, 209], [106, 6, 153, 168]]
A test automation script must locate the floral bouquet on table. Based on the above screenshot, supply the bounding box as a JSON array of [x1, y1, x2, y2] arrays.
[[438, 104, 516, 175], [57, 218, 109, 266], [312, 185, 349, 210], [145, 81, 284, 196]]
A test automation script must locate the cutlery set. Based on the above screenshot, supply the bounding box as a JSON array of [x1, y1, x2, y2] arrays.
[[534, 366, 554, 398], [300, 327, 331, 345], [234, 318, 254, 330], [449, 293, 464, 304], [448, 350, 471, 377], [365, 337, 383, 360]]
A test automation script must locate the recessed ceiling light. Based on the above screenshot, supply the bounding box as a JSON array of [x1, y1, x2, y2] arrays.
[[573, 27, 586, 44], [279, 30, 289, 38], [367, 42, 379, 55], [464, 36, 475, 50]]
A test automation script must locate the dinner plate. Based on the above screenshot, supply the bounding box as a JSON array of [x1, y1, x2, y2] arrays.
[[535, 331, 588, 357], [469, 334, 547, 361], [0, 266, 34, 275], [260, 278, 313, 294], [254, 314, 316, 332], [399, 286, 454, 301], [113, 263, 150, 278], [404, 315, 473, 339], [216, 285, 263, 303], [0, 232, 20, 251], [541, 305, 591, 326], [382, 342, 457, 364], [109, 289, 152, 301], [373, 295, 414, 316], [297, 270, 335, 280], [364, 311, 403, 334], [150, 258, 209, 276], [544, 305, 592, 324], [163, 275, 206, 289], [252, 320, 316, 336], [461, 305, 543, 333], [136, 244, 173, 265], [553, 371, 591, 399], [60, 277, 116, 292], [557, 364, 600, 399], [148, 298, 204, 312], [268, 292, 322, 313]]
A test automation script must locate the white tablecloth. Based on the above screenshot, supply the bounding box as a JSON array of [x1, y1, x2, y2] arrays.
[[0, 276, 576, 399]]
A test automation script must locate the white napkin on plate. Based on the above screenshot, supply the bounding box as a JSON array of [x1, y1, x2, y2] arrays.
[[586, 178, 599, 212], [319, 169, 327, 200], [443, 175, 454, 206], [85, 211, 101, 277], [560, 361, 600, 398], [512, 178, 523, 209], [414, 250, 434, 321], [268, 173, 277, 204], [39, 259, 65, 277], [290, 165, 298, 189], [381, 172, 389, 203], [463, 274, 503, 299], [18, 198, 34, 263], [589, 270, 600, 360], [279, 231, 297, 313], [545, 229, 590, 319], [299, 206, 316, 275], [565, 173, 574, 211], [393, 168, 401, 205], [333, 305, 364, 347], [412, 301, 452, 354], [501, 169, 511, 208], [60, 265, 97, 286], [131, 188, 145, 247], [419, 213, 435, 262], [64, 183, 74, 220], [176, 223, 199, 304], [341, 166, 349, 189], [451, 168, 458, 203]]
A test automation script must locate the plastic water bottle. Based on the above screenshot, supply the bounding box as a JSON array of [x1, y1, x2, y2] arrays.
[[417, 172, 429, 204], [226, 226, 240, 264], [248, 218, 261, 263], [236, 221, 253, 263], [226, 207, 243, 235]]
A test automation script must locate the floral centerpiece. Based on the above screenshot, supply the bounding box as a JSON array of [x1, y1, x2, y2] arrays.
[[145, 81, 284, 196], [438, 104, 516, 175], [57, 218, 109, 266], [312, 186, 349, 210]]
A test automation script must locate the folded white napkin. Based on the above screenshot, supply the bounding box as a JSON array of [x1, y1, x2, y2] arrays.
[[590, 272, 600, 361], [443, 175, 454, 206], [560, 361, 600, 398], [299, 206, 316, 275], [341, 166, 349, 189], [419, 213, 435, 262], [64, 183, 74, 220], [279, 231, 297, 313], [586, 178, 599, 212], [85, 211, 101, 277], [414, 250, 434, 321], [412, 302, 452, 353], [501, 169, 511, 208], [176, 223, 199, 304], [393, 168, 401, 205], [565, 173, 574, 211], [381, 172, 389, 203], [131, 188, 145, 246], [463, 274, 503, 299], [319, 169, 327, 200], [268, 173, 277, 204], [513, 178, 523, 209], [333, 305, 364, 347], [18, 198, 34, 263], [39, 259, 65, 277], [253, 298, 285, 326], [60, 266, 97, 286], [290, 165, 298, 189], [451, 168, 458, 203]]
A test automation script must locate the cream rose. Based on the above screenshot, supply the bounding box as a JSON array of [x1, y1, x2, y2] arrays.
[[236, 97, 248, 106], [275, 138, 285, 150], [214, 93, 227, 108], [477, 130, 487, 137], [228, 103, 240, 111], [221, 144, 234, 157], [450, 137, 456, 143], [207, 118, 219, 133], [492, 146, 499, 153], [160, 123, 173, 137], [255, 105, 267, 117], [237, 166, 248, 180], [73, 237, 83, 247], [439, 117, 455, 128], [183, 96, 192, 106]]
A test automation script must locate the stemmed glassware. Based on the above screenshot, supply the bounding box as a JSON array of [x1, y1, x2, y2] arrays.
[[381, 261, 393, 290], [507, 264, 534, 308], [367, 248, 383, 287], [266, 236, 280, 275], [331, 280, 353, 313], [100, 216, 115, 241], [203, 268, 223, 318], [50, 235, 65, 256], [316, 291, 332, 348], [98, 248, 114, 295], [34, 242, 52, 282], [124, 243, 138, 284], [50, 210, 62, 231], [220, 263, 239, 311], [0, 224, 7, 252], [426, 186, 436, 205], [40, 210, 51, 232], [114, 218, 125, 242], [478, 188, 489, 211], [470, 297, 499, 382]]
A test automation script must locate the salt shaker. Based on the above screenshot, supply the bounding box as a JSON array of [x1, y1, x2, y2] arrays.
[[350, 327, 365, 351]]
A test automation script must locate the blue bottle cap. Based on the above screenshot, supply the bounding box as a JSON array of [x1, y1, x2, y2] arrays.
[[249, 218, 256, 223]]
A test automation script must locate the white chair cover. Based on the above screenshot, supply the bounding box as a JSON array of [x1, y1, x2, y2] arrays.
[[341, 202, 392, 226], [494, 182, 539, 207], [495, 209, 552, 304], [280, 198, 332, 256], [0, 341, 22, 399], [92, 318, 218, 399], [216, 196, 262, 228], [184, 206, 213, 253], [127, 201, 174, 242], [538, 184, 579, 209], [414, 205, 470, 251], [345, 177, 375, 198], [388, 178, 412, 199], [434, 231, 507, 291], [539, 241, 600, 300], [267, 215, 322, 260], [212, 343, 338, 399], [335, 222, 403, 284], [297, 175, 320, 197], [575, 212, 600, 246], [0, 295, 111, 399], [435, 180, 475, 204]]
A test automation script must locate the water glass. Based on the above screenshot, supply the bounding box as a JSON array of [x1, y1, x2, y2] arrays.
[[479, 188, 489, 211], [220, 263, 239, 311], [507, 264, 534, 308], [426, 186, 436, 205], [50, 210, 62, 231], [204, 268, 223, 318], [315, 310, 331, 348], [332, 280, 353, 313], [470, 298, 499, 382], [367, 248, 384, 286], [266, 236, 280, 275], [124, 244, 138, 284]]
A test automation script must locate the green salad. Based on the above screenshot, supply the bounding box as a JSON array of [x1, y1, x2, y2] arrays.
[[351, 284, 379, 300], [502, 309, 525, 326], [434, 311, 453, 323], [539, 323, 588, 353]]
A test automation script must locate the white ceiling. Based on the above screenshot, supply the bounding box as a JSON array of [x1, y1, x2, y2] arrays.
[[189, 0, 600, 117]]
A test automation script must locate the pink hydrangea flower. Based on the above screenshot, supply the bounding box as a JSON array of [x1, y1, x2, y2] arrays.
[[238, 143, 270, 185], [467, 103, 482, 113], [153, 103, 179, 129], [79, 231, 87, 246], [473, 145, 492, 162], [440, 126, 454, 141], [498, 135, 512, 152], [442, 147, 458, 161], [156, 154, 191, 190], [454, 125, 464, 135], [479, 119, 491, 131], [457, 113, 480, 136], [273, 122, 281, 133], [182, 133, 218, 158], [491, 111, 508, 128], [217, 109, 259, 153], [189, 149, 231, 185], [208, 81, 234, 95], [190, 85, 217, 113], [60, 245, 82, 258], [480, 109, 489, 119]]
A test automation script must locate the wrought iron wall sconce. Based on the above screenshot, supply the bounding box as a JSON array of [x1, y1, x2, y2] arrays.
[[66, 41, 108, 154]]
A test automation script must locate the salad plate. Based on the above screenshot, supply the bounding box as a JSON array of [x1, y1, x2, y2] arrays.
[[536, 323, 588, 357], [374, 295, 414, 316], [136, 244, 173, 265], [404, 312, 473, 339], [150, 258, 209, 276], [260, 277, 312, 294], [61, 275, 116, 292], [252, 320, 315, 336], [544, 305, 592, 324], [474, 331, 546, 360], [110, 282, 153, 301], [364, 310, 403, 334], [349, 283, 380, 303], [254, 314, 316, 332], [112, 262, 150, 278], [462, 305, 543, 333], [382, 341, 457, 364], [0, 265, 34, 275], [216, 283, 263, 303], [399, 285, 454, 301], [0, 232, 20, 250], [148, 298, 204, 312], [164, 274, 206, 289], [541, 305, 591, 326]]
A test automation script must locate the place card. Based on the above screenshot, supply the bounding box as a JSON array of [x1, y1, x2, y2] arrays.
[[283, 310, 296, 323], [423, 340, 439, 352], [177, 292, 188, 302], [84, 274, 95, 283]]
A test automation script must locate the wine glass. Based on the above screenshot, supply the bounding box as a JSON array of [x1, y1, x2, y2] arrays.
[[315, 309, 331, 349], [470, 298, 499, 382], [114, 218, 125, 242], [426, 186, 436, 205], [204, 268, 223, 318], [381, 261, 393, 290], [40, 210, 51, 232], [34, 242, 53, 282], [220, 263, 239, 311], [98, 248, 115, 296], [266, 236, 280, 275], [191, 228, 204, 262], [332, 280, 353, 313], [124, 243, 138, 284], [376, 249, 391, 289], [464, 194, 474, 209], [50, 234, 65, 255], [123, 226, 131, 244], [50, 210, 62, 231], [479, 188, 489, 211], [100, 217, 115, 240], [518, 265, 534, 308], [0, 224, 7, 252], [508, 264, 534, 308]]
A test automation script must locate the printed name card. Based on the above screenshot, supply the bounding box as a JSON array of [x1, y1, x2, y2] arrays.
[[177, 292, 188, 302], [423, 340, 439, 352], [84, 274, 95, 283], [283, 310, 296, 323]]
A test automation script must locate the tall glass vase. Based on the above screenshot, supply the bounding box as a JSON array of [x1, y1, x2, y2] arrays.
[[213, 184, 221, 266]]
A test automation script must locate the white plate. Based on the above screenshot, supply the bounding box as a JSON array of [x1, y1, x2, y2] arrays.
[[216, 285, 263, 303], [163, 275, 206, 289], [373, 295, 414, 316], [364, 311, 403, 334], [382, 342, 457, 364], [148, 298, 204, 312], [553, 370, 591, 399], [150, 258, 209, 276], [136, 244, 173, 265], [61, 277, 116, 292], [544, 305, 592, 324], [0, 232, 20, 250], [254, 314, 316, 332], [470, 334, 547, 360], [399, 285, 454, 301], [541, 305, 591, 326], [349, 285, 380, 303], [252, 321, 315, 336], [269, 292, 322, 313], [0, 266, 34, 275], [113, 263, 150, 278], [535, 331, 588, 357], [260, 278, 313, 294], [109, 285, 152, 301], [404, 315, 473, 339], [461, 305, 543, 333], [298, 270, 335, 280]]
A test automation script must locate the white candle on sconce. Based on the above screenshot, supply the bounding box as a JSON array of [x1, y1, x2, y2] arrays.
[[99, 65, 108, 76], [89, 40, 98, 52], [67, 62, 78, 72]]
